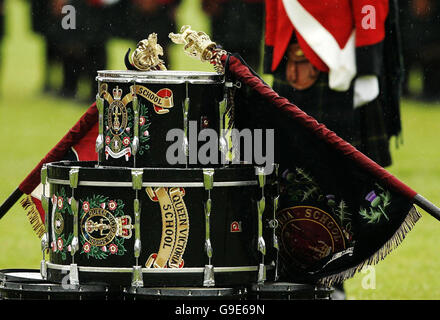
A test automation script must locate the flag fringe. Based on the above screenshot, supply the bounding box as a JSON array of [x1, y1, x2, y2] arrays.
[[318, 206, 422, 286], [20, 195, 46, 239]]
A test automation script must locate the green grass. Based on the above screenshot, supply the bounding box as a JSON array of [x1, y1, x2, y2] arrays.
[[1, 0, 440, 300]]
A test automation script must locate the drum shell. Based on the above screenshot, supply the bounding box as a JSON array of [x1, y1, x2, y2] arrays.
[[96, 71, 226, 168], [46, 161, 278, 287]]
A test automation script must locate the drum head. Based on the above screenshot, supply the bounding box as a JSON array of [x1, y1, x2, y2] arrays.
[[0, 269, 45, 283], [0, 269, 117, 300], [96, 70, 224, 85]]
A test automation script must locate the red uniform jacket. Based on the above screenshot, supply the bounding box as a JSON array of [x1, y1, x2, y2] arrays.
[[265, 0, 389, 90]]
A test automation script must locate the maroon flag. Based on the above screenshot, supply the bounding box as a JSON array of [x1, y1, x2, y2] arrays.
[[221, 53, 440, 284]]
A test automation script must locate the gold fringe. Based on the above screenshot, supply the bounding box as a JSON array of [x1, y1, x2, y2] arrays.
[[318, 206, 422, 287], [20, 195, 46, 239]]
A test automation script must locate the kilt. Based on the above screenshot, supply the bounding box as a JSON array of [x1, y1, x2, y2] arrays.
[[272, 67, 392, 168]]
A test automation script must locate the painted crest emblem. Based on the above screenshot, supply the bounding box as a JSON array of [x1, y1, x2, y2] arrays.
[[80, 196, 133, 259], [277, 206, 347, 270]]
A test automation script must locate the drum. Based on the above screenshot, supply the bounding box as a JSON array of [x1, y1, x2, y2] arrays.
[[44, 161, 279, 288], [95, 70, 234, 168], [0, 269, 116, 300], [124, 286, 246, 300], [248, 282, 333, 300]]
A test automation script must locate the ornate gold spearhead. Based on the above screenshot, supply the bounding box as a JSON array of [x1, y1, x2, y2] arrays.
[[169, 25, 226, 73], [169, 25, 217, 62], [125, 33, 167, 71]]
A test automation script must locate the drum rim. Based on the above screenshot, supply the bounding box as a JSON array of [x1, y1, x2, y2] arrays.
[[251, 281, 333, 293], [127, 286, 245, 297], [96, 70, 224, 84], [46, 161, 276, 187], [46, 262, 273, 274], [0, 269, 45, 283]]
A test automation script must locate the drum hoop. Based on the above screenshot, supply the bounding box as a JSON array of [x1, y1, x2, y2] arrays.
[[0, 269, 44, 283], [46, 262, 272, 274], [127, 286, 244, 297], [47, 178, 257, 188], [96, 70, 224, 85], [1, 282, 111, 293]]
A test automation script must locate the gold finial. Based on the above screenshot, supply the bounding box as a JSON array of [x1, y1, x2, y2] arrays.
[[169, 25, 227, 73], [169, 25, 218, 62], [131, 33, 167, 71]]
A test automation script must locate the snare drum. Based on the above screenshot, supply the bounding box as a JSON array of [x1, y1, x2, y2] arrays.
[[44, 161, 278, 288], [248, 282, 333, 300], [95, 70, 233, 168], [0, 269, 115, 300]]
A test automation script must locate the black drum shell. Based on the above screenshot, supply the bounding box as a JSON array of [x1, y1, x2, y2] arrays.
[[45, 161, 278, 287], [96, 70, 226, 168]]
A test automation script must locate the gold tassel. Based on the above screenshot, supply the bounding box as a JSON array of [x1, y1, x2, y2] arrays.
[[20, 195, 46, 239], [319, 206, 422, 287]]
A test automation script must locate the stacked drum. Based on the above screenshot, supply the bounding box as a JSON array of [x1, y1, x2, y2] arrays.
[[0, 70, 332, 300]]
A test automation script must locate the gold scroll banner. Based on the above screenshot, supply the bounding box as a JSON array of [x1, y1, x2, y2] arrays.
[[145, 187, 189, 268], [133, 85, 174, 110], [99, 83, 174, 112]]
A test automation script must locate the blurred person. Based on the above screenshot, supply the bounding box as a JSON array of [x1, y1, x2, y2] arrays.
[[400, 0, 440, 101], [264, 0, 404, 298], [123, 0, 182, 67], [57, 0, 115, 102], [29, 0, 64, 94], [202, 0, 264, 71]]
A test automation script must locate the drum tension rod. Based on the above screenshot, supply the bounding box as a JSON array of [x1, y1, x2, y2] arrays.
[[131, 169, 144, 288], [131, 83, 140, 166], [256, 167, 267, 285], [270, 164, 280, 281], [69, 167, 80, 286], [95, 93, 105, 164], [40, 165, 49, 280], [203, 168, 215, 287]]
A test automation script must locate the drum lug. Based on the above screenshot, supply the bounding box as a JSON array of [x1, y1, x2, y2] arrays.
[[258, 263, 266, 285], [203, 169, 214, 191], [69, 263, 79, 286], [131, 265, 143, 288], [203, 264, 215, 287], [131, 169, 143, 190], [69, 168, 79, 189], [40, 259, 47, 280]]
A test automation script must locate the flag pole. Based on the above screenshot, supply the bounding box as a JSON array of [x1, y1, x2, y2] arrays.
[[0, 188, 23, 220], [413, 194, 440, 222]]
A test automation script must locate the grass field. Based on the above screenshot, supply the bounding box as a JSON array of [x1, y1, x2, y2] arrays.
[[1, 0, 440, 300]]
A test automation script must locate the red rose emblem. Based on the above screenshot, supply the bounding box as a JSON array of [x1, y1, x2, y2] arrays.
[[109, 243, 118, 254]]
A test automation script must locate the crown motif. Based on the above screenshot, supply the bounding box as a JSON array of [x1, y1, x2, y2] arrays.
[[116, 216, 133, 239], [113, 86, 123, 100]]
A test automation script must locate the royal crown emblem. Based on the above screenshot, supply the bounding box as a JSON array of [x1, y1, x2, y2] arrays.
[[112, 86, 123, 100]]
